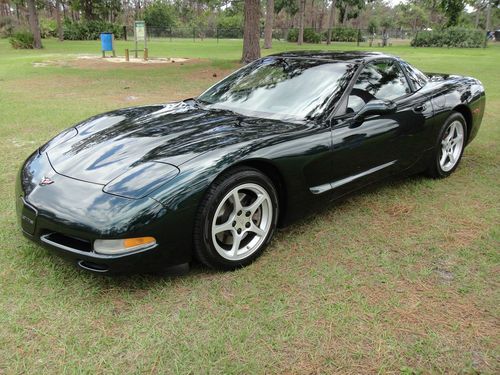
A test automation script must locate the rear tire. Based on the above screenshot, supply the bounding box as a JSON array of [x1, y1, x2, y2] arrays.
[[193, 167, 279, 271], [426, 112, 467, 179]]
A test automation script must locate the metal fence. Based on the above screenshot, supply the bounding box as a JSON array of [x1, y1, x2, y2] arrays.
[[123, 25, 418, 46]]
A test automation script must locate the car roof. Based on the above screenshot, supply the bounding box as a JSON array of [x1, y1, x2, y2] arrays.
[[268, 51, 396, 63]]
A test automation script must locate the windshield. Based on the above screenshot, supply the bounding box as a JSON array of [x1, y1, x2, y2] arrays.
[[198, 57, 356, 121]]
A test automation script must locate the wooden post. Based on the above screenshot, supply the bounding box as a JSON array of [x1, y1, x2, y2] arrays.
[[144, 48, 148, 61], [125, 49, 129, 61]]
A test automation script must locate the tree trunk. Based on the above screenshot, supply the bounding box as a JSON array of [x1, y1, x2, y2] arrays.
[[298, 0, 305, 45], [326, 0, 336, 44], [55, 0, 63, 41], [310, 0, 315, 29], [485, 1, 492, 32], [241, 0, 261, 63], [27, 0, 42, 49], [342, 5, 349, 25], [264, 0, 274, 49], [83, 0, 94, 20]]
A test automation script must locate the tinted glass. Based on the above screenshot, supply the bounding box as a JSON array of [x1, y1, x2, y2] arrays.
[[400, 61, 428, 90], [347, 60, 411, 113], [198, 57, 356, 121]]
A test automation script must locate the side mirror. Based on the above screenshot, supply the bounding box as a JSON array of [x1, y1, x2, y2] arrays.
[[353, 100, 397, 123]]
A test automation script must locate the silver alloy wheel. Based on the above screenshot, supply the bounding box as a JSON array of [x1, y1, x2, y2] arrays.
[[211, 183, 273, 261], [440, 120, 465, 172]]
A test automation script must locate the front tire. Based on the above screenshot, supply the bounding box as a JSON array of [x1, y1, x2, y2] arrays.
[[193, 167, 279, 271], [427, 112, 467, 178]]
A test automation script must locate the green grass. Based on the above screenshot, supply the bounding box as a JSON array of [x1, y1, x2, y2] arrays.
[[0, 38, 499, 374]]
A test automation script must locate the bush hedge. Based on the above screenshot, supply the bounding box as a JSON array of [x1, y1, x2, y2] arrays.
[[63, 20, 123, 40], [411, 27, 484, 48], [9, 29, 34, 49], [287, 28, 322, 43], [326, 28, 359, 42]]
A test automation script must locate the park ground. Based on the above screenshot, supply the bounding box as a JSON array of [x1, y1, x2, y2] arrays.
[[0, 38, 498, 374]]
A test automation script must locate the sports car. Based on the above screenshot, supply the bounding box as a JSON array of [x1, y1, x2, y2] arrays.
[[16, 51, 485, 273]]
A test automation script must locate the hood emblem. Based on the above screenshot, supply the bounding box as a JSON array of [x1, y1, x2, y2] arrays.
[[39, 177, 54, 186]]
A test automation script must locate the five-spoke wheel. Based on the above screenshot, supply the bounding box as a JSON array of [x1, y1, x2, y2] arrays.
[[428, 112, 467, 178], [194, 167, 278, 270], [212, 183, 272, 261], [439, 120, 465, 172]]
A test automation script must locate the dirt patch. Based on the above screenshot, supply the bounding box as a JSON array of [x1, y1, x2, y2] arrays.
[[77, 54, 189, 64], [32, 54, 195, 71]]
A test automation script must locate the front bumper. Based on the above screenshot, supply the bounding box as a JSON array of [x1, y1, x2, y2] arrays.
[[22, 228, 163, 274], [16, 151, 194, 274]]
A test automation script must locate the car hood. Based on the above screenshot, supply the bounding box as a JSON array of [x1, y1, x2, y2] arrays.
[[44, 101, 300, 185]]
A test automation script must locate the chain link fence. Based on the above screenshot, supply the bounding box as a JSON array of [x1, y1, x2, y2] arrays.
[[123, 25, 418, 46]]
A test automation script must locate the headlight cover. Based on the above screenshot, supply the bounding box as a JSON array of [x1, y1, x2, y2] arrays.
[[94, 237, 156, 255], [103, 162, 179, 199], [39, 128, 78, 153]]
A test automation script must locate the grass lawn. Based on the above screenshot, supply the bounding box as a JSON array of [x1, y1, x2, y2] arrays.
[[0, 38, 498, 374]]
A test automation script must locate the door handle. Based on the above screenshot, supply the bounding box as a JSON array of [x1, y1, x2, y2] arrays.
[[413, 104, 426, 113]]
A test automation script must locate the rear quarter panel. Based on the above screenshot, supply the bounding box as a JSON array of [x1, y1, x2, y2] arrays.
[[422, 74, 485, 145]]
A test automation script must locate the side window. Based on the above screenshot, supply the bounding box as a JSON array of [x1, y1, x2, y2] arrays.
[[347, 60, 411, 113], [400, 61, 428, 90]]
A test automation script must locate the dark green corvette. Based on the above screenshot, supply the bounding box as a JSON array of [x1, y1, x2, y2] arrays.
[[16, 51, 485, 273]]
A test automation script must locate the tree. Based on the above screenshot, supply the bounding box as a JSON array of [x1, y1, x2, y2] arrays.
[[79, 0, 96, 20], [241, 0, 260, 63], [297, 0, 305, 45], [440, 0, 465, 26], [27, 0, 42, 48], [326, 0, 337, 45], [337, 0, 365, 25], [380, 16, 392, 46], [367, 19, 377, 46], [55, 0, 63, 41], [144, 2, 177, 29], [264, 0, 274, 48], [275, 0, 299, 40]]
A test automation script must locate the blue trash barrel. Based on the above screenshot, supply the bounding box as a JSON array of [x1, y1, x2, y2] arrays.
[[100, 33, 113, 51]]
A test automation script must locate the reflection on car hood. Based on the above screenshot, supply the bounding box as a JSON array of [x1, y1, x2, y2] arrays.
[[45, 101, 299, 185]]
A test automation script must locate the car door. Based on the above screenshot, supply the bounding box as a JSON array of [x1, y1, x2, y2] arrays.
[[323, 59, 433, 197]]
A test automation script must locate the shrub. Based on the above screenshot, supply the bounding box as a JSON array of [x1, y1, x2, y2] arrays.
[[326, 27, 359, 42], [216, 14, 243, 38], [63, 20, 123, 40], [9, 29, 34, 49], [0, 16, 15, 38], [40, 18, 58, 38], [411, 27, 483, 48], [287, 28, 322, 43]]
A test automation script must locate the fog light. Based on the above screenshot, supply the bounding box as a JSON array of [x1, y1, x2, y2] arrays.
[[94, 237, 156, 255]]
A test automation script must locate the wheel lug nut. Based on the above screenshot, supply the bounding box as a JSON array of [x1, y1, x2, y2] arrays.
[[245, 222, 250, 228], [237, 228, 242, 234], [237, 210, 242, 216], [232, 221, 236, 227], [245, 211, 251, 217]]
